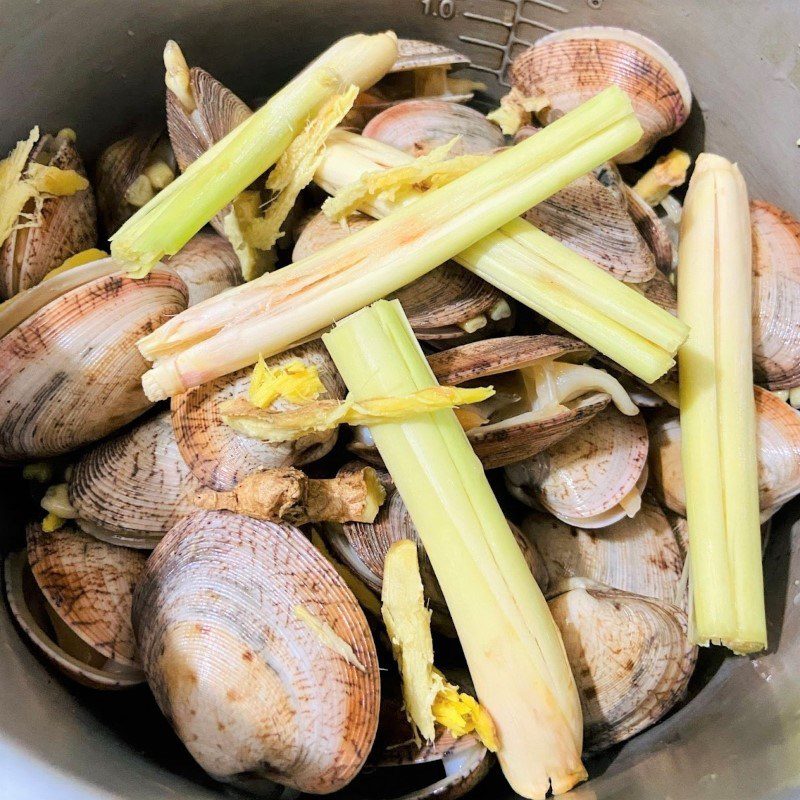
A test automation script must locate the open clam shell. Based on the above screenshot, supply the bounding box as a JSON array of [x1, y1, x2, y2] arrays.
[[293, 211, 511, 343], [363, 100, 505, 157], [523, 502, 683, 604], [506, 407, 649, 528], [0, 262, 188, 460], [171, 340, 344, 491], [649, 387, 800, 518], [323, 463, 546, 632], [625, 183, 675, 275], [427, 335, 614, 469], [95, 128, 172, 235], [165, 230, 242, 305], [68, 410, 196, 549], [751, 200, 800, 390], [549, 581, 695, 753], [0, 131, 97, 298], [510, 27, 691, 163], [4, 524, 146, 689], [524, 169, 657, 283], [133, 510, 380, 794]]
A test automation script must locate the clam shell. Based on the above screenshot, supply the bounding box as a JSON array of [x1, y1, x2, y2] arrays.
[[393, 39, 471, 73], [429, 335, 611, 470], [751, 200, 800, 390], [1, 133, 98, 298], [506, 407, 649, 528], [95, 128, 162, 235], [524, 170, 657, 283], [363, 100, 505, 157], [649, 387, 800, 517], [165, 230, 242, 305], [549, 582, 695, 752], [510, 27, 691, 163], [69, 410, 197, 548], [523, 502, 683, 604], [171, 340, 344, 490], [133, 510, 380, 794], [625, 183, 674, 275], [293, 211, 509, 342], [0, 267, 188, 460], [628, 266, 678, 314], [167, 66, 252, 237]]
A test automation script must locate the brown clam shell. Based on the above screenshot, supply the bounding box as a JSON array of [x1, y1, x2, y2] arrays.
[[133, 510, 380, 794], [625, 183, 674, 275], [171, 340, 344, 490], [0, 268, 188, 460], [165, 230, 242, 305], [0, 133, 97, 298], [751, 200, 800, 390], [511, 27, 691, 163]]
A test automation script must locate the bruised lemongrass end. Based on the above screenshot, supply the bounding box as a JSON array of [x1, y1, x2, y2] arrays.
[[43, 248, 109, 281], [487, 87, 549, 136], [163, 40, 196, 113], [294, 605, 366, 672], [633, 149, 691, 206], [322, 137, 490, 222], [311, 528, 383, 617], [192, 466, 386, 524], [220, 386, 495, 442], [244, 85, 358, 251], [249, 356, 325, 408], [40, 483, 77, 519]]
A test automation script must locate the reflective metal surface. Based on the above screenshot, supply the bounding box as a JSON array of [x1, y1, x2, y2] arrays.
[[1, 1, 799, 798]]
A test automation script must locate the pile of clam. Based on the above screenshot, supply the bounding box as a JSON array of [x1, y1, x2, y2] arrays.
[[2, 26, 799, 800]]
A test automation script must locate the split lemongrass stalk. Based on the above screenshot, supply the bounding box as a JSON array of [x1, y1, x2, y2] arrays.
[[315, 129, 688, 383], [110, 32, 398, 276], [138, 86, 646, 399], [324, 300, 586, 799], [678, 153, 766, 653]]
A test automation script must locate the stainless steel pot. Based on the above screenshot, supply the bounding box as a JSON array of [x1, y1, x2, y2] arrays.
[[1, 1, 799, 798]]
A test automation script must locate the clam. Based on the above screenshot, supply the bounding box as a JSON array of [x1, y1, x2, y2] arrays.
[[4, 523, 146, 688], [524, 167, 657, 283], [425, 335, 638, 470], [0, 129, 97, 298], [0, 259, 187, 460], [506, 407, 649, 528], [95, 129, 176, 235], [363, 100, 505, 157], [67, 410, 196, 549], [171, 340, 344, 491], [293, 211, 512, 344], [548, 580, 695, 752], [750, 200, 800, 390], [165, 230, 242, 305], [345, 39, 476, 130], [625, 183, 675, 275], [323, 462, 547, 633], [359, 692, 493, 800], [510, 27, 691, 163], [523, 502, 683, 604], [648, 387, 800, 519], [132, 510, 380, 794]]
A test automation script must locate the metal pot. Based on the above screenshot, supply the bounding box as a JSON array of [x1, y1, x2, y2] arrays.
[[1, 1, 799, 799]]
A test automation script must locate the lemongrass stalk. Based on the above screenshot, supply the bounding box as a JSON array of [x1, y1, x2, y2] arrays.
[[323, 300, 585, 799], [110, 32, 398, 276], [317, 129, 687, 380], [138, 86, 644, 398], [678, 153, 766, 653]]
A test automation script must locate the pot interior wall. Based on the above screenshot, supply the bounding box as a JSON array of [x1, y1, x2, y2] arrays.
[[1, 2, 799, 800]]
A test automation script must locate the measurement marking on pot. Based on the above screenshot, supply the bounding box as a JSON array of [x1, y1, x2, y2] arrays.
[[458, 0, 569, 85]]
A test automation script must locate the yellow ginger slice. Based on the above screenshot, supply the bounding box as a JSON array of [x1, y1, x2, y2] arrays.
[[222, 190, 275, 281], [294, 604, 367, 672], [633, 149, 691, 206], [487, 87, 549, 136], [243, 85, 359, 251], [249, 356, 325, 408], [382, 539, 498, 749], [221, 385, 494, 442], [26, 162, 88, 195], [41, 513, 66, 533], [322, 137, 489, 222]]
